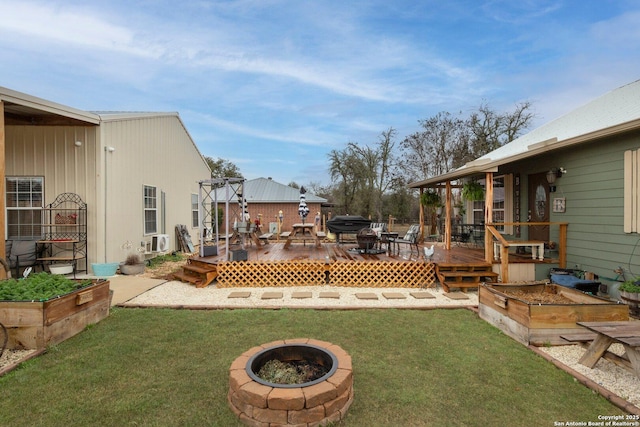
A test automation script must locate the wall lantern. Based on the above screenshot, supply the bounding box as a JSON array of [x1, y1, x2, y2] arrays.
[[546, 167, 566, 192]]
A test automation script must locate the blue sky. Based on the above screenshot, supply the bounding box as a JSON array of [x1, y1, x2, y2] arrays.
[[1, 0, 639, 186]]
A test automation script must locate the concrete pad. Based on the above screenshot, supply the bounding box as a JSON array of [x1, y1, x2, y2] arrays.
[[410, 292, 436, 299], [319, 291, 340, 299], [355, 293, 378, 300], [444, 292, 470, 300], [291, 291, 312, 299], [107, 275, 167, 306], [261, 292, 284, 300], [228, 291, 252, 298], [382, 292, 406, 300]]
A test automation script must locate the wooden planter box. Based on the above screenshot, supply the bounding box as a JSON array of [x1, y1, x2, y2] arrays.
[[479, 282, 629, 346], [0, 279, 111, 350]]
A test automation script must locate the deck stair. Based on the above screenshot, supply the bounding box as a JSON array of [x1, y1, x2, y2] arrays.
[[436, 263, 498, 292], [173, 259, 217, 288]]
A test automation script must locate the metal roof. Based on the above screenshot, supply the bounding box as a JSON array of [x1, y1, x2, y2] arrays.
[[212, 177, 328, 203], [410, 79, 640, 188]]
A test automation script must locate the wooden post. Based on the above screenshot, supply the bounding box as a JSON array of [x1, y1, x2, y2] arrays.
[[501, 245, 510, 283], [419, 187, 424, 242], [484, 172, 494, 263], [0, 101, 5, 279], [559, 223, 568, 268], [445, 182, 452, 250]]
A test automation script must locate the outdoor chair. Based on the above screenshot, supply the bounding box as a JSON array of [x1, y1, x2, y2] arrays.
[[5, 240, 41, 278], [369, 222, 387, 237], [391, 224, 420, 256]]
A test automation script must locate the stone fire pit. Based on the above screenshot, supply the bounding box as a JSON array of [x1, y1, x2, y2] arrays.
[[228, 338, 353, 426]]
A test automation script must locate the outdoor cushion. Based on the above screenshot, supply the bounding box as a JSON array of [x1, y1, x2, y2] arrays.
[[7, 240, 37, 266], [551, 273, 600, 294]]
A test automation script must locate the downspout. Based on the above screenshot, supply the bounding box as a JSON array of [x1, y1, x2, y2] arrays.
[[103, 145, 115, 262]]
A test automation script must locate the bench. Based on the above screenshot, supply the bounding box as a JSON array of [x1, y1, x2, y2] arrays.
[[316, 231, 326, 239], [494, 240, 545, 260], [279, 232, 291, 238], [258, 233, 273, 243]]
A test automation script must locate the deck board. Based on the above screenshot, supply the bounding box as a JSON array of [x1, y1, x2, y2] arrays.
[[195, 240, 488, 264]]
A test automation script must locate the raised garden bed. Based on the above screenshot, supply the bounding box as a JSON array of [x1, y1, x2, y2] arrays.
[[479, 282, 629, 346], [0, 276, 110, 350]]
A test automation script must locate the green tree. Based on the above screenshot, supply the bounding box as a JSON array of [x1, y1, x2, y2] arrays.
[[205, 156, 243, 179]]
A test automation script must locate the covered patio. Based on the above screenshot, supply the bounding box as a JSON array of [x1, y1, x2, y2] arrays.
[[410, 169, 567, 284]]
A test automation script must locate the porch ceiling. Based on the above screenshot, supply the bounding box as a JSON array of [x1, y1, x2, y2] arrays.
[[4, 102, 94, 126], [1, 86, 100, 126]]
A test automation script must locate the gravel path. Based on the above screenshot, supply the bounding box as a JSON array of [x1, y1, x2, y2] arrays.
[[122, 281, 476, 308], [539, 344, 640, 409]]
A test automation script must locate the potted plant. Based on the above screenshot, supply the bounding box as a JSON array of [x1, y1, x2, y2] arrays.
[[119, 241, 146, 275], [462, 181, 485, 201], [619, 278, 640, 307], [420, 190, 441, 208]]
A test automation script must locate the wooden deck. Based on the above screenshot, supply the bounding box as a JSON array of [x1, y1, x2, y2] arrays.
[[175, 236, 555, 289], [196, 239, 488, 264], [176, 239, 483, 288]]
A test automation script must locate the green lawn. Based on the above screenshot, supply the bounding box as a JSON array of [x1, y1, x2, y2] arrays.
[[0, 308, 625, 426]]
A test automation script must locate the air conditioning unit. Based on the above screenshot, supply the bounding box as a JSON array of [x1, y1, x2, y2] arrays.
[[152, 234, 170, 252]]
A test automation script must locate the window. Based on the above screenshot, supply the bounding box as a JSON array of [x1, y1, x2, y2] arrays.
[[470, 175, 513, 234], [144, 185, 157, 235], [191, 193, 199, 228], [6, 177, 44, 239]]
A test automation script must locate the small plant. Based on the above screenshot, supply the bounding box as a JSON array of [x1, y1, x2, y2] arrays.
[[462, 180, 485, 201], [125, 253, 143, 265], [121, 241, 145, 265], [619, 278, 640, 293]]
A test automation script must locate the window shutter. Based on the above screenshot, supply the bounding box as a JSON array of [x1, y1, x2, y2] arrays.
[[624, 149, 640, 233]]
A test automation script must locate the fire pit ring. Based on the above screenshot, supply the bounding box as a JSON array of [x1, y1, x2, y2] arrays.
[[228, 339, 353, 426], [246, 343, 338, 388]]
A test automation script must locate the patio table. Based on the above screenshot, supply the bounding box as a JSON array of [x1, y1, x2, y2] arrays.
[[283, 223, 322, 249], [577, 321, 640, 379]]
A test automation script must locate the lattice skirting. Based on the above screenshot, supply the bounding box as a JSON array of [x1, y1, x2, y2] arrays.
[[215, 260, 436, 288], [329, 260, 436, 288]]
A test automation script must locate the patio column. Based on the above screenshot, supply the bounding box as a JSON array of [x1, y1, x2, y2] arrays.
[[0, 101, 5, 279], [484, 172, 494, 264], [445, 181, 452, 250], [419, 187, 424, 241]]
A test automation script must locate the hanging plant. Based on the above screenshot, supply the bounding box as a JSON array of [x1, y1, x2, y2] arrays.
[[420, 190, 441, 207], [462, 181, 485, 201]]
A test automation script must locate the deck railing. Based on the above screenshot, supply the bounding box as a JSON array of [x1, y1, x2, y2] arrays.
[[485, 222, 568, 283]]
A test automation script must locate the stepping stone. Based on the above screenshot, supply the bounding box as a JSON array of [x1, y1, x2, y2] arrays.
[[261, 292, 284, 300], [382, 292, 406, 300], [410, 292, 436, 299], [319, 291, 340, 299], [291, 291, 312, 299], [355, 293, 378, 300], [444, 292, 470, 300], [228, 291, 251, 298]]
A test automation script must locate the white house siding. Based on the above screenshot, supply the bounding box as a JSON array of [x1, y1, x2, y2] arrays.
[[98, 115, 210, 263], [5, 124, 100, 264]]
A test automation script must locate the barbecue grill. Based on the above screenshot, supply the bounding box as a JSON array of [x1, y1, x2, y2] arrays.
[[326, 215, 372, 244]]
